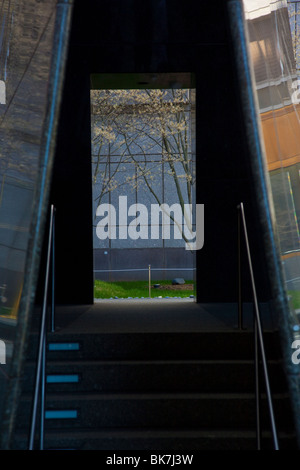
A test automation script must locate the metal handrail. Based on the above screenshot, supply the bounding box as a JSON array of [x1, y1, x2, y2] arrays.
[[238, 202, 279, 450], [29, 204, 56, 450]]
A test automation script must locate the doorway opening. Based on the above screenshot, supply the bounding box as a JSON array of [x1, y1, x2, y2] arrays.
[[90, 73, 197, 302]]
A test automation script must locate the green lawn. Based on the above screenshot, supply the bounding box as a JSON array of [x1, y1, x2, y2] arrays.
[[288, 291, 300, 310], [94, 279, 196, 299]]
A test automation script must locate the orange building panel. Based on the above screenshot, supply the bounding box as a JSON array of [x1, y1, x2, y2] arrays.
[[260, 104, 300, 171]]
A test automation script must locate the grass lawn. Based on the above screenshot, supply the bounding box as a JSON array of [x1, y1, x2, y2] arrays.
[[288, 291, 300, 310], [94, 279, 196, 299]]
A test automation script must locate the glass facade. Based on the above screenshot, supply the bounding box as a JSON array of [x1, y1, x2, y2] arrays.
[[0, 0, 73, 447], [238, 0, 300, 442], [243, 0, 300, 325]]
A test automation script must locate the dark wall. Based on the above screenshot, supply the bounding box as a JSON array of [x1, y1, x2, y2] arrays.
[[47, 0, 271, 304]]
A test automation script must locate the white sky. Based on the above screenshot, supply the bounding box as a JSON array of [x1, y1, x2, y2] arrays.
[[243, 0, 287, 19]]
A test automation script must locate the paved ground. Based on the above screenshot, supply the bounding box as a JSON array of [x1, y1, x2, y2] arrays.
[[46, 298, 276, 334]]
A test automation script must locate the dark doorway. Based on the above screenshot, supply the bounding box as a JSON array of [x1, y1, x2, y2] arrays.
[[46, 0, 271, 307]]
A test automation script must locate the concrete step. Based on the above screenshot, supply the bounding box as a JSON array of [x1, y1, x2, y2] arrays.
[[25, 330, 284, 361], [15, 322, 296, 450], [12, 428, 297, 451], [21, 359, 288, 394], [15, 391, 294, 431]]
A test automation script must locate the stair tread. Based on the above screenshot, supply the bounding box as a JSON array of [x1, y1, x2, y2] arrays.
[[41, 359, 281, 365], [20, 391, 292, 400], [23, 360, 284, 371], [16, 427, 295, 435]]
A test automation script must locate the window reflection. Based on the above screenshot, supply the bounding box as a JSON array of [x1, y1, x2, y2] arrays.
[[243, 0, 300, 315], [0, 0, 57, 434]]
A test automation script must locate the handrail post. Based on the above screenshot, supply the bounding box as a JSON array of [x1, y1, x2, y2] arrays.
[[51, 206, 56, 333], [238, 202, 279, 450], [28, 204, 55, 450], [237, 205, 243, 329], [40, 334, 46, 450], [254, 315, 261, 450]]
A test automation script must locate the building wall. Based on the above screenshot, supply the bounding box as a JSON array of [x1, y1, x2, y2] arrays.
[[90, 87, 196, 282]]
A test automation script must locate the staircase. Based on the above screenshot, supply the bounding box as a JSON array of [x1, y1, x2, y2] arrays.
[[12, 302, 297, 450]]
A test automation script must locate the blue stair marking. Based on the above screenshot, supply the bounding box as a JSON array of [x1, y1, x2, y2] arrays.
[[48, 343, 80, 351], [45, 410, 78, 419], [46, 374, 79, 384]]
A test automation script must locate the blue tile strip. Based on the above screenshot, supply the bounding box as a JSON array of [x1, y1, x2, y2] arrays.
[[46, 374, 79, 384], [48, 343, 80, 351], [45, 410, 78, 419]]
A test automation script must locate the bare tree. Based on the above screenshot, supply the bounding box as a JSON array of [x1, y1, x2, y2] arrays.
[[288, 1, 300, 75], [90, 88, 196, 245]]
